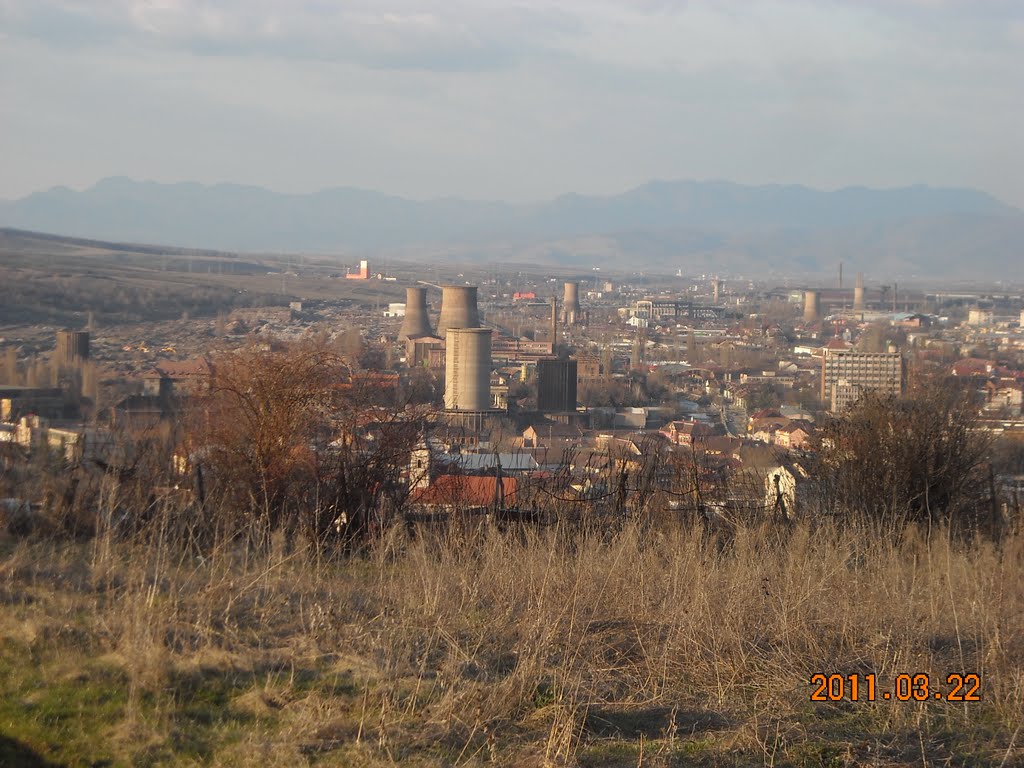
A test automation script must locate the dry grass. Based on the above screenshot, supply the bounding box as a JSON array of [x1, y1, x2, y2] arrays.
[[1, 517, 1022, 766]]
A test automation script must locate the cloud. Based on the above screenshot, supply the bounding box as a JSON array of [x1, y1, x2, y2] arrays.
[[0, 0, 583, 71], [0, 0, 1021, 207]]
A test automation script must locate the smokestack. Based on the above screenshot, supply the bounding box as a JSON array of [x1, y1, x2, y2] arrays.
[[550, 296, 557, 348], [398, 287, 434, 341], [839, 261, 843, 290], [436, 285, 480, 337], [854, 273, 865, 311], [893, 282, 898, 312], [444, 328, 492, 412], [803, 290, 821, 324], [561, 281, 581, 325]]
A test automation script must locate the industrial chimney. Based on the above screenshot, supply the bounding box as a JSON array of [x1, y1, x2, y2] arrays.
[[436, 285, 480, 337], [854, 273, 865, 311], [803, 290, 821, 324], [398, 287, 434, 341], [444, 327, 492, 412], [562, 281, 581, 325]]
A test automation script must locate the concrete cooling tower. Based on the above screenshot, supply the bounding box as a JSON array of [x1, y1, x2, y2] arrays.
[[803, 290, 821, 324], [562, 281, 581, 325], [436, 285, 480, 337], [444, 327, 492, 412], [398, 287, 434, 340], [854, 273, 865, 311]]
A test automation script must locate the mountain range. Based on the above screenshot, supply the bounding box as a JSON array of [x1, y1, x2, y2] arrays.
[[2, 177, 1022, 277]]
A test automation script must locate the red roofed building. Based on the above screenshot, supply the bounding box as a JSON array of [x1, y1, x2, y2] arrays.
[[409, 474, 518, 510], [951, 358, 995, 378], [660, 420, 713, 446]]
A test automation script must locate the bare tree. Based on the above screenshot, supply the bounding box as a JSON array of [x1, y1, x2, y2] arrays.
[[809, 377, 992, 529], [186, 336, 426, 549]]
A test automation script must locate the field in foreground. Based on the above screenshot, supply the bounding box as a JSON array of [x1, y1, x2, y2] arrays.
[[0, 520, 1021, 767]]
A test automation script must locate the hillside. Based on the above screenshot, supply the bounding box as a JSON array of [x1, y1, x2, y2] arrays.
[[2, 178, 1022, 277]]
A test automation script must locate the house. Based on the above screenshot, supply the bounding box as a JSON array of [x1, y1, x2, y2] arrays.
[[409, 475, 518, 511], [774, 421, 813, 450], [951, 358, 994, 379], [522, 423, 584, 449], [143, 357, 212, 398], [660, 420, 713, 446], [613, 407, 649, 429], [13, 416, 115, 463]]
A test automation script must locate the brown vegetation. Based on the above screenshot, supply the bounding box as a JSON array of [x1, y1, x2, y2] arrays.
[[1, 517, 1021, 766], [1, 343, 1021, 765]]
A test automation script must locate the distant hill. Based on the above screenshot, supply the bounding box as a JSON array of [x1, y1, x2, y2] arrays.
[[2, 177, 1021, 276]]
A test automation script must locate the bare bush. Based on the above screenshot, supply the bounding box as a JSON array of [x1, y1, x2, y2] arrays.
[[809, 378, 993, 528]]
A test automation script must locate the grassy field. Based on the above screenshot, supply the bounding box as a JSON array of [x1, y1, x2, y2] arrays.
[[0, 519, 1021, 766]]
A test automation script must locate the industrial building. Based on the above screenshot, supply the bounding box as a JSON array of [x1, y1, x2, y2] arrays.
[[54, 330, 89, 369], [537, 359, 578, 413], [345, 260, 370, 280], [821, 350, 903, 412], [633, 300, 724, 322], [0, 386, 67, 421]]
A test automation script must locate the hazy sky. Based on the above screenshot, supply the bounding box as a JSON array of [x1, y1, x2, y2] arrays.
[[2, 0, 1022, 206]]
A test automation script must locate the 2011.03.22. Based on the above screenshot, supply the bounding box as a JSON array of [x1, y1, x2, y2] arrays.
[[810, 673, 981, 702]]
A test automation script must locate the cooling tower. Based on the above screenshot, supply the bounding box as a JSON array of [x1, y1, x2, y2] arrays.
[[562, 281, 581, 325], [398, 287, 434, 340], [444, 328, 492, 412], [713, 279, 724, 304], [803, 290, 821, 324], [854, 273, 865, 311], [436, 285, 480, 337]]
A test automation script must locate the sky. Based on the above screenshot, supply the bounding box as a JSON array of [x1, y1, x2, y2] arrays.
[[1, 0, 1023, 207]]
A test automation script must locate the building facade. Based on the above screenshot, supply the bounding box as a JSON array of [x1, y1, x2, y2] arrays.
[[820, 350, 903, 412]]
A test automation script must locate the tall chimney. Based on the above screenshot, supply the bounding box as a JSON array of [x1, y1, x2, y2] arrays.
[[550, 296, 557, 348], [398, 287, 434, 341]]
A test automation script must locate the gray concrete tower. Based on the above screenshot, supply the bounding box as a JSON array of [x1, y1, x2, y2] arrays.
[[444, 327, 492, 412], [437, 285, 480, 337], [398, 287, 434, 340]]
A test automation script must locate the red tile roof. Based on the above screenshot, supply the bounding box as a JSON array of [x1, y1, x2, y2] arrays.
[[410, 475, 518, 508]]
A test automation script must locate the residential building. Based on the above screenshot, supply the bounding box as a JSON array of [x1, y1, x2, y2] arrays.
[[821, 350, 903, 412]]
